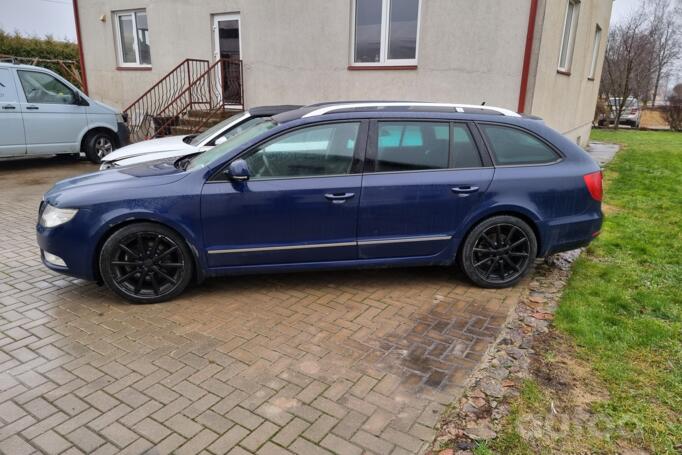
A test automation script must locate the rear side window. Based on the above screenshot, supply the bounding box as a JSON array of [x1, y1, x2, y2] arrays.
[[452, 124, 482, 168], [480, 124, 559, 165], [376, 122, 449, 172]]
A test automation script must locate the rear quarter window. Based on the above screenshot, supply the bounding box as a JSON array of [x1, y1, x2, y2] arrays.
[[479, 124, 559, 165]]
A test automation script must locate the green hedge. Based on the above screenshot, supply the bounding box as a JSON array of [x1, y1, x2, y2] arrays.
[[0, 30, 83, 89]]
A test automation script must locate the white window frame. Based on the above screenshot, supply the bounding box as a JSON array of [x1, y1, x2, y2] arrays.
[[558, 0, 580, 73], [588, 24, 602, 79], [350, 0, 422, 67], [114, 9, 151, 68]]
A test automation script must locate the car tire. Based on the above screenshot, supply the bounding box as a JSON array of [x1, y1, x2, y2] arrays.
[[459, 215, 537, 289], [84, 130, 116, 164], [99, 223, 194, 303]]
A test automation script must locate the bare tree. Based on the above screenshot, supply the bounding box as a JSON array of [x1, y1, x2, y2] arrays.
[[600, 10, 654, 129], [647, 0, 682, 105]]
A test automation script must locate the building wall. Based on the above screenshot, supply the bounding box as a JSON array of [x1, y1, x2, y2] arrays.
[[527, 0, 613, 146], [77, 0, 531, 111]]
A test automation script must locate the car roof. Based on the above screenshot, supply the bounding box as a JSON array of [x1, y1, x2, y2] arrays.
[[0, 61, 47, 71], [273, 101, 521, 123]]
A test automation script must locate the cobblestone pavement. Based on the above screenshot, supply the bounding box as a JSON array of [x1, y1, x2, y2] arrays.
[[0, 158, 523, 455]]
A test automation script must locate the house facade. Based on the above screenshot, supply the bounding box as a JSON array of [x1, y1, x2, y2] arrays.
[[74, 0, 613, 146]]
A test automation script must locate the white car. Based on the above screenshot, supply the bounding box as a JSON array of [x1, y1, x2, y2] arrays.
[[100, 105, 300, 170]]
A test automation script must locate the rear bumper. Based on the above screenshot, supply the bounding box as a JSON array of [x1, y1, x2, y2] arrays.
[[539, 211, 603, 257]]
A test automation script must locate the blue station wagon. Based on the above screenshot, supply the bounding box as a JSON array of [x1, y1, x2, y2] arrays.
[[37, 102, 603, 303]]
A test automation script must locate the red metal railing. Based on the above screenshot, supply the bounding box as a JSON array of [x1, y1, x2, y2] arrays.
[[123, 58, 209, 141], [149, 58, 244, 139]]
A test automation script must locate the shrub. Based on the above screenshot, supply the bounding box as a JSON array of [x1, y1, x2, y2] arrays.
[[664, 84, 682, 131], [0, 29, 82, 89]]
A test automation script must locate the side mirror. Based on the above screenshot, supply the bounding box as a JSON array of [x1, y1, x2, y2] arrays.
[[74, 92, 89, 106], [225, 159, 250, 182], [214, 136, 228, 146]]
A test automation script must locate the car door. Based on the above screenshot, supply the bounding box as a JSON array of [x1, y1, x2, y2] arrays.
[[15, 69, 87, 155], [358, 120, 494, 259], [201, 121, 367, 268], [0, 68, 26, 156]]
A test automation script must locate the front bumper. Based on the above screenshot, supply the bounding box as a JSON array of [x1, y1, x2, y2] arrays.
[[36, 217, 98, 281], [116, 121, 131, 148]]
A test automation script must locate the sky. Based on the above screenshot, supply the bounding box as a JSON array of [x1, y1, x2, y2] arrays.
[[1, 0, 641, 44]]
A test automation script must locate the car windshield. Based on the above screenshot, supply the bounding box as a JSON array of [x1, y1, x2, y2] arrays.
[[186, 118, 277, 170], [189, 112, 250, 146]]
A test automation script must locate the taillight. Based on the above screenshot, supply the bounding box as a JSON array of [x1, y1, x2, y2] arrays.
[[630, 108, 639, 115], [583, 171, 603, 202]]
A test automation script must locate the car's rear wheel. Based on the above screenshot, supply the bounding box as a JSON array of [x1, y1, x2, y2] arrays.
[[99, 223, 193, 303], [84, 131, 116, 164], [460, 215, 537, 288]]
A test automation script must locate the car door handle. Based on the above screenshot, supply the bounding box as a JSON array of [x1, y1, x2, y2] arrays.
[[26, 105, 39, 110], [2, 105, 16, 110], [451, 186, 480, 194], [324, 192, 355, 203]]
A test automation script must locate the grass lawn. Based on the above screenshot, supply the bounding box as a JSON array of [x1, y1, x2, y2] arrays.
[[490, 130, 682, 454]]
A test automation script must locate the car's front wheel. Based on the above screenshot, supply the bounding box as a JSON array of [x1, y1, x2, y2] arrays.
[[84, 131, 116, 164], [99, 223, 193, 303], [460, 215, 537, 288]]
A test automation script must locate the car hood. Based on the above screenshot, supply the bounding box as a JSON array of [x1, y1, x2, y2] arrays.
[[45, 159, 188, 207], [111, 149, 200, 168], [102, 135, 196, 163]]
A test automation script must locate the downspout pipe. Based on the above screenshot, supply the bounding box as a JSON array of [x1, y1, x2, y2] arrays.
[[72, 0, 89, 95], [518, 0, 539, 113]]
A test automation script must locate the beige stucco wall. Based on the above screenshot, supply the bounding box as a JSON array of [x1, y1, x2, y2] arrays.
[[78, 0, 531, 111], [527, 0, 613, 146]]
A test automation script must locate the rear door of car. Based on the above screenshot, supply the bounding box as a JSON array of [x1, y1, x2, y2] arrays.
[[15, 69, 87, 155], [358, 119, 494, 259], [0, 67, 26, 156]]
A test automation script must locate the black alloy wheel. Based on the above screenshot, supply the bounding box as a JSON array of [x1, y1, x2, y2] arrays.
[[460, 215, 537, 288], [99, 223, 193, 303]]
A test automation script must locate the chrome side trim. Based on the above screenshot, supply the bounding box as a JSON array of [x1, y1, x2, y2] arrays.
[[302, 103, 521, 118], [208, 241, 356, 255], [358, 235, 452, 246], [207, 235, 453, 255]]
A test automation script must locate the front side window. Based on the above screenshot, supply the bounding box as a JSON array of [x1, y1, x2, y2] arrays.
[[558, 0, 580, 72], [115, 10, 151, 66], [244, 123, 360, 179], [375, 122, 449, 172], [17, 71, 76, 104], [480, 124, 559, 166], [353, 0, 420, 65]]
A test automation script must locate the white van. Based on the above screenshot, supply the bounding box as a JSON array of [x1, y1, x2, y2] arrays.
[[0, 61, 129, 163]]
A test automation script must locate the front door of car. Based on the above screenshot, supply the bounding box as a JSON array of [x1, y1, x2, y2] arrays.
[[15, 69, 87, 155], [201, 121, 366, 268], [0, 68, 26, 157], [358, 121, 494, 259]]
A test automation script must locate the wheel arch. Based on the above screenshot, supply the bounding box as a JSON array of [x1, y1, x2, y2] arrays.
[[79, 126, 119, 152], [455, 207, 543, 262], [92, 217, 205, 285]]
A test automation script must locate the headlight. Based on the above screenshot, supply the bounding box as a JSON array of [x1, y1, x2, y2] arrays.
[[100, 162, 114, 170], [40, 205, 78, 228]]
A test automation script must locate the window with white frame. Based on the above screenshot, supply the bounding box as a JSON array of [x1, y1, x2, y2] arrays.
[[114, 10, 151, 67], [588, 24, 602, 79], [352, 0, 421, 66], [558, 0, 580, 72]]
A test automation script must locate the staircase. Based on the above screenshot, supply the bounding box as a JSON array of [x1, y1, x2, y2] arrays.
[[169, 109, 242, 136], [123, 58, 244, 142]]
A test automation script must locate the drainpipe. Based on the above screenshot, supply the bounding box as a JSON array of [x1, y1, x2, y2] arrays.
[[518, 0, 539, 113], [72, 0, 89, 95]]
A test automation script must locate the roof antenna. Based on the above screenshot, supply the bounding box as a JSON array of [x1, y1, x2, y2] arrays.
[[481, 101, 486, 106]]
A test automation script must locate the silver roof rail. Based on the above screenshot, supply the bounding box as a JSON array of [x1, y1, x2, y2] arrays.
[[302, 102, 521, 118]]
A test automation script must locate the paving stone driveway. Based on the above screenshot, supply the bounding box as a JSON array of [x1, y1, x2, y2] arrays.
[[0, 158, 523, 455]]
